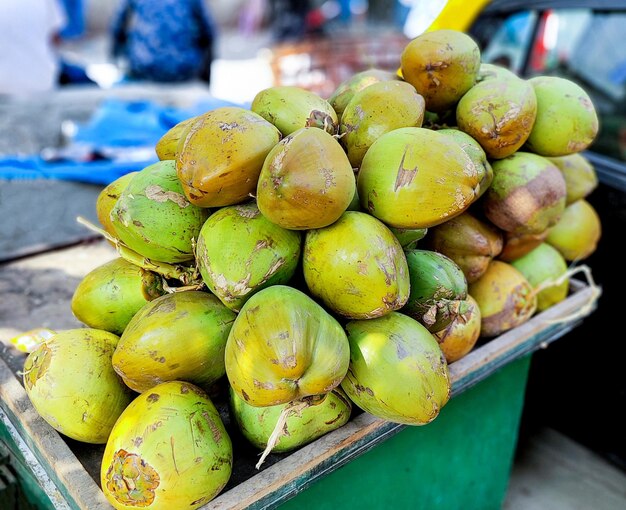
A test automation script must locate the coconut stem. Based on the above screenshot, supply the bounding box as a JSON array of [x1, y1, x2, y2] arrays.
[[162, 281, 205, 293], [76, 216, 198, 285], [532, 264, 601, 324], [255, 399, 312, 470]]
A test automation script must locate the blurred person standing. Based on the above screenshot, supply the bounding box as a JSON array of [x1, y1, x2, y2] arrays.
[[0, 0, 67, 94], [111, 0, 217, 83], [269, 0, 311, 42]]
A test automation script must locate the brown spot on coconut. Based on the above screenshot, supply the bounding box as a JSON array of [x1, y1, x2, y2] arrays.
[[105, 450, 160, 507]]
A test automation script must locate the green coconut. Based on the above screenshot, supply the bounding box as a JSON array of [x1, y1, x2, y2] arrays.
[[483, 152, 567, 235], [456, 77, 537, 159], [111, 160, 210, 263], [546, 199, 601, 261], [548, 153, 598, 205], [340, 80, 425, 168], [469, 260, 537, 337], [112, 291, 235, 393], [96, 172, 137, 237], [499, 230, 549, 262], [389, 226, 428, 250], [251, 86, 338, 136], [303, 211, 410, 319], [357, 127, 480, 229], [177, 107, 281, 207], [230, 387, 351, 452], [196, 202, 301, 311], [341, 312, 450, 425], [401, 29, 481, 112], [434, 294, 481, 363], [101, 381, 231, 510], [257, 127, 355, 230], [71, 258, 164, 335], [526, 76, 599, 156], [511, 243, 569, 312], [438, 128, 493, 197], [225, 285, 350, 407], [426, 212, 503, 283], [402, 249, 468, 333], [23, 329, 132, 444], [476, 63, 518, 82], [329, 68, 400, 118], [155, 116, 198, 161]]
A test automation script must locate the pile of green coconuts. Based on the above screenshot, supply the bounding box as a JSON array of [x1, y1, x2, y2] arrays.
[[21, 29, 601, 509]]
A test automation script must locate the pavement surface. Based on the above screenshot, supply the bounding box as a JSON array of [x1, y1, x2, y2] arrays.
[[0, 84, 220, 261], [0, 25, 275, 261]]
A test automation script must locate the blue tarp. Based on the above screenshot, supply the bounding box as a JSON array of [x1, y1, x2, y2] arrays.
[[0, 96, 241, 185]]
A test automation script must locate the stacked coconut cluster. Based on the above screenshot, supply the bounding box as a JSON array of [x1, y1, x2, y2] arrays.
[[21, 29, 601, 509]]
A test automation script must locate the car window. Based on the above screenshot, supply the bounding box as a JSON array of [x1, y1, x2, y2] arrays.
[[481, 11, 537, 74], [477, 9, 626, 164]]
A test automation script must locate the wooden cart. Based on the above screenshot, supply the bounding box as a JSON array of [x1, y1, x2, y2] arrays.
[[0, 241, 598, 509]]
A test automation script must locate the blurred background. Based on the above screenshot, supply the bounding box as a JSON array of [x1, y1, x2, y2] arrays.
[[1, 0, 626, 508]]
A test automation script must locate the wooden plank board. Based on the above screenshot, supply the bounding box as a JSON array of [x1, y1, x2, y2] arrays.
[[505, 428, 626, 510], [0, 241, 600, 509], [0, 363, 106, 510]]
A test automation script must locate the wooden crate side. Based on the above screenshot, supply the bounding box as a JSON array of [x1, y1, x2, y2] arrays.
[[0, 362, 110, 509]]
